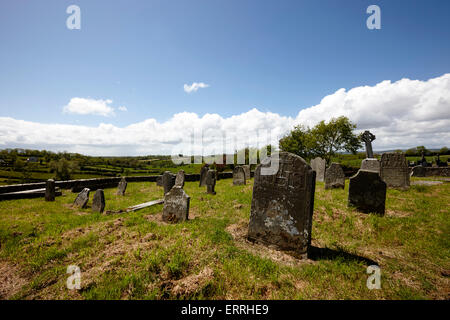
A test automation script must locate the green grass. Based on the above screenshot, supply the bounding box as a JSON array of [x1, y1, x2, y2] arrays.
[[0, 177, 448, 300]]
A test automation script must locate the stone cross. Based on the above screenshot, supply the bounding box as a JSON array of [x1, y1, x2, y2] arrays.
[[45, 179, 55, 202], [361, 130, 376, 158]]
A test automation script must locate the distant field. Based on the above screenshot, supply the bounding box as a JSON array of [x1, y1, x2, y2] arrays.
[[0, 177, 448, 299]]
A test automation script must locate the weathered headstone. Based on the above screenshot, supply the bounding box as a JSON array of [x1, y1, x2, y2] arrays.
[[380, 152, 410, 190], [45, 179, 55, 201], [348, 170, 386, 215], [206, 169, 217, 195], [361, 130, 376, 158], [324, 163, 345, 189], [233, 166, 246, 185], [242, 165, 251, 181], [199, 164, 210, 187], [116, 177, 127, 196], [248, 152, 316, 257], [74, 188, 90, 208], [162, 171, 176, 194], [162, 186, 190, 223], [361, 158, 380, 174], [92, 189, 105, 213], [174, 170, 185, 188], [310, 157, 326, 182], [156, 175, 163, 187]]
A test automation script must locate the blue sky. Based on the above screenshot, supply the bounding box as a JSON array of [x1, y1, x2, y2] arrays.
[[0, 0, 449, 155]]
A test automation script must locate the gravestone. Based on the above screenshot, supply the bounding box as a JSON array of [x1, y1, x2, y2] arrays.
[[380, 152, 410, 190], [324, 163, 345, 189], [310, 157, 326, 182], [162, 171, 176, 194], [361, 158, 380, 173], [361, 130, 376, 158], [174, 170, 185, 188], [248, 152, 316, 256], [116, 177, 127, 196], [74, 188, 90, 208], [45, 179, 55, 201], [233, 166, 246, 185], [162, 186, 190, 223], [242, 165, 251, 181], [348, 170, 386, 215], [92, 189, 105, 213], [206, 169, 217, 195], [199, 164, 210, 187], [156, 175, 163, 187]]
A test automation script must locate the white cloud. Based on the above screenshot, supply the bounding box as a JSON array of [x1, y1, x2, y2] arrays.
[[63, 97, 116, 117], [183, 82, 209, 93], [118, 106, 128, 112], [1, 74, 449, 156]]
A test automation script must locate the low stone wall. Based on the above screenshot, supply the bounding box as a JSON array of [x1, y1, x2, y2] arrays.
[[410, 166, 450, 177]]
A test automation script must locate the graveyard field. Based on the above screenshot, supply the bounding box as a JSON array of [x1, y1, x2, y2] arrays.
[[0, 177, 449, 300]]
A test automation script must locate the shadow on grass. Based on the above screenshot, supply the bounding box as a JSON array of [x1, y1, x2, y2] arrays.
[[308, 246, 378, 266]]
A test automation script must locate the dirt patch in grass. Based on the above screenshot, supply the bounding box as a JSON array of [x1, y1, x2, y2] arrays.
[[168, 267, 214, 297], [386, 209, 412, 218], [0, 261, 27, 299]]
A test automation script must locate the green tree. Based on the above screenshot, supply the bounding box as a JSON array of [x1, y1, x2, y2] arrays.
[[439, 146, 449, 155], [279, 125, 310, 159], [49, 159, 79, 180]]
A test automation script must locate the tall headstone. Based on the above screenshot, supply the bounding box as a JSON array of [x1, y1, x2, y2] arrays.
[[74, 188, 90, 208], [199, 164, 210, 187], [162, 171, 176, 194], [45, 179, 55, 202], [361, 158, 380, 173], [310, 157, 326, 182], [324, 163, 345, 189], [233, 166, 246, 185], [248, 152, 316, 257], [361, 130, 376, 158], [206, 169, 217, 195], [242, 165, 251, 181], [116, 177, 127, 196], [348, 170, 386, 215], [162, 186, 190, 223], [174, 170, 185, 188], [92, 189, 105, 213], [380, 152, 410, 190]]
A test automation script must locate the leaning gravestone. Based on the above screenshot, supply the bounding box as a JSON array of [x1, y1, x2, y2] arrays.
[[92, 189, 105, 213], [162, 186, 190, 223], [361, 158, 380, 174], [45, 179, 55, 201], [242, 165, 251, 181], [199, 164, 210, 187], [116, 177, 127, 196], [206, 169, 217, 194], [348, 170, 386, 215], [162, 171, 176, 194], [233, 166, 246, 185], [174, 170, 185, 188], [380, 152, 410, 190], [324, 163, 345, 189], [248, 152, 316, 257], [74, 188, 90, 208], [310, 157, 326, 182]]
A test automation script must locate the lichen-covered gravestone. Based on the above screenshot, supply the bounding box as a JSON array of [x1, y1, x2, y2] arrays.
[[242, 165, 251, 181], [233, 166, 246, 185], [162, 171, 176, 194], [380, 152, 410, 190], [92, 189, 105, 213], [45, 179, 55, 201], [74, 188, 90, 208], [361, 158, 380, 173], [348, 170, 386, 215], [248, 152, 316, 257], [162, 186, 190, 223], [116, 177, 127, 196], [206, 169, 217, 195], [310, 157, 326, 182], [199, 164, 210, 187], [324, 163, 345, 189], [174, 170, 185, 188]]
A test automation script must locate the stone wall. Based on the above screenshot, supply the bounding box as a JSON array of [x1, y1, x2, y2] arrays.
[[410, 166, 450, 177]]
